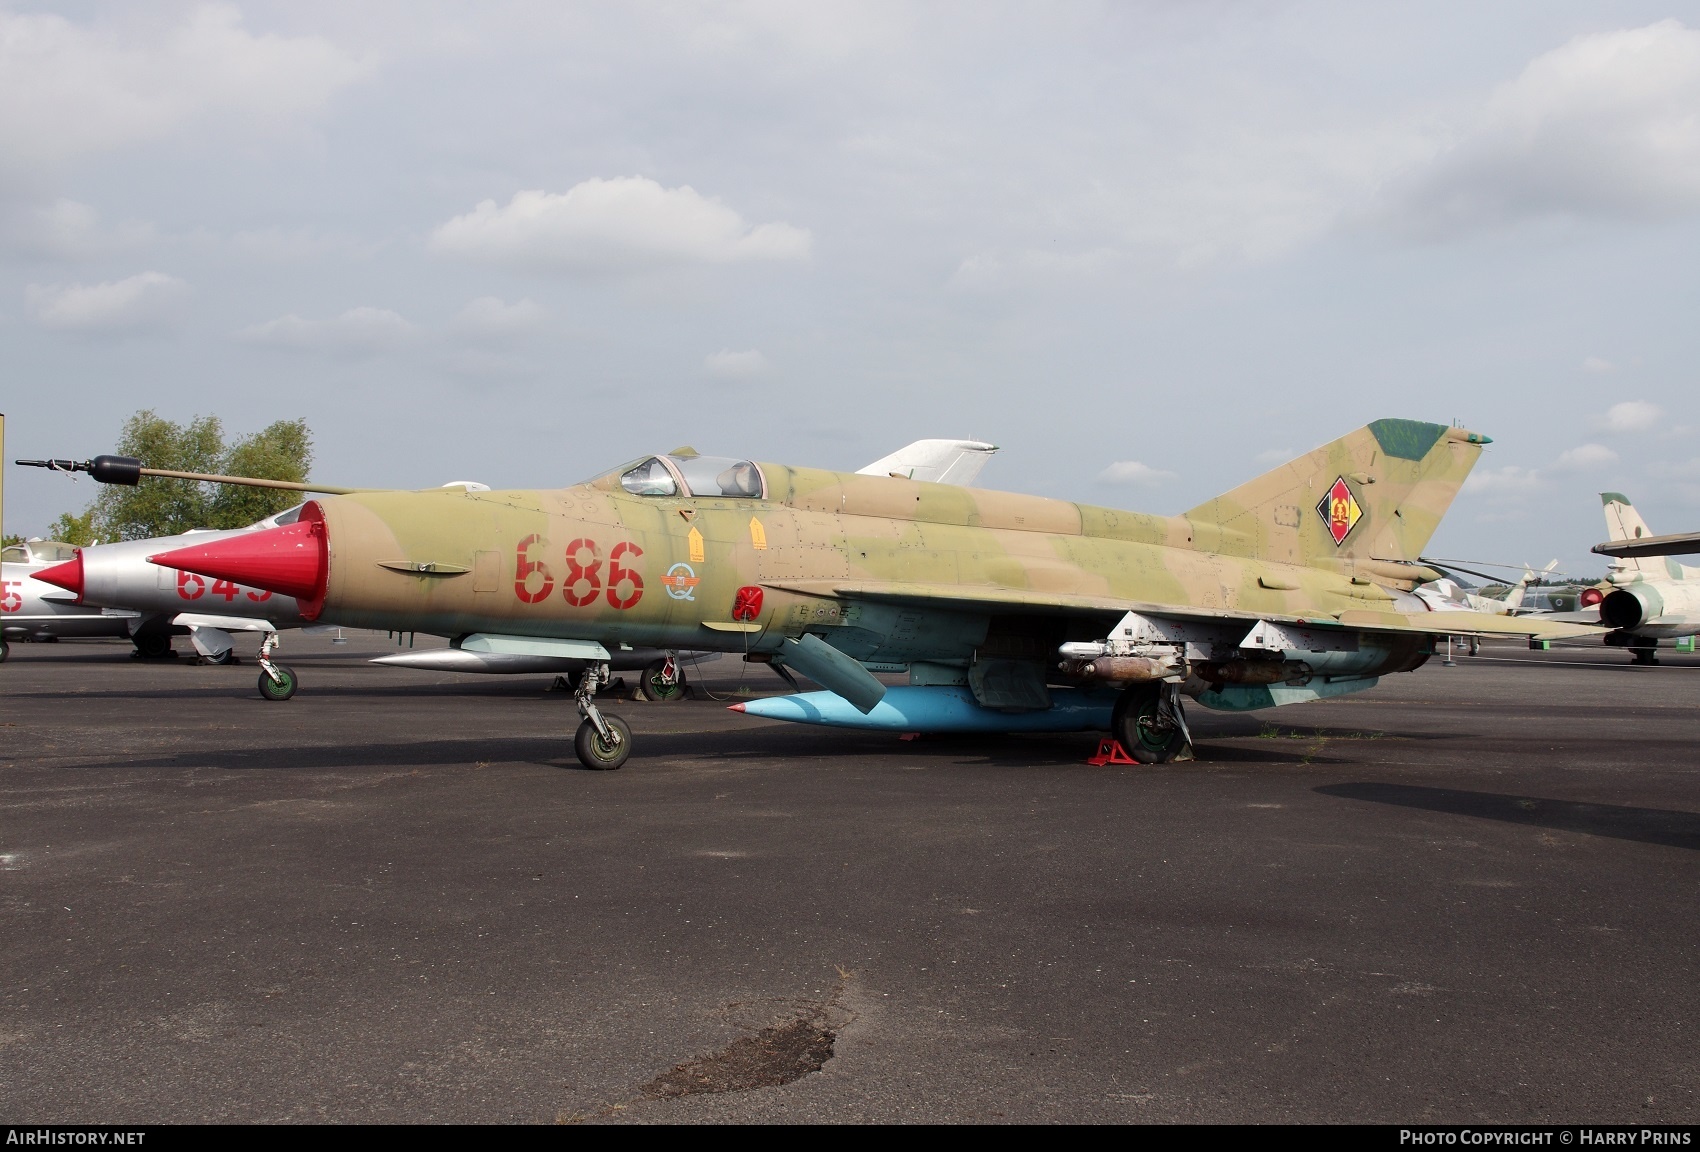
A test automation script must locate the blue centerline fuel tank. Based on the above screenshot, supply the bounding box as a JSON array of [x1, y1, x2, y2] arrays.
[[730, 685, 1118, 733]]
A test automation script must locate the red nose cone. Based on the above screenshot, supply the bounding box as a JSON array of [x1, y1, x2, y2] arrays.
[[149, 512, 328, 615], [34, 552, 84, 600]]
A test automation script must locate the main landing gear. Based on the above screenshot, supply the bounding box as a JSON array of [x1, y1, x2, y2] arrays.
[[635, 656, 687, 703], [573, 662, 632, 770], [256, 633, 298, 701], [1110, 682, 1194, 764], [132, 632, 176, 659]]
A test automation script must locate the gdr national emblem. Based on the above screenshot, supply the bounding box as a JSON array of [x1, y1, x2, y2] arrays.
[[1316, 476, 1362, 546]]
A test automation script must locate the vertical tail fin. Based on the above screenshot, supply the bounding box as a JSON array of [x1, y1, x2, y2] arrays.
[[1601, 493, 1655, 573], [1183, 419, 1489, 566]]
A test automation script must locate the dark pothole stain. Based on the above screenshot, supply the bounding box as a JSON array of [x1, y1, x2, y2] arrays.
[[561, 985, 857, 1121], [640, 1015, 837, 1098]]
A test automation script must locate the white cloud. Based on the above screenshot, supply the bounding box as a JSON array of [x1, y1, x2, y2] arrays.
[[1553, 443, 1619, 470], [1602, 399, 1663, 433], [0, 4, 370, 182], [429, 178, 812, 273], [1097, 460, 1178, 485], [1462, 465, 1545, 497], [4, 199, 157, 258], [1384, 20, 1700, 237], [26, 272, 188, 332], [451, 296, 544, 342], [1581, 356, 1620, 375], [236, 306, 416, 355], [704, 348, 769, 380]]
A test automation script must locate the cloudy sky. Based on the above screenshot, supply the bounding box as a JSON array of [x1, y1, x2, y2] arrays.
[[4, 1, 1699, 577]]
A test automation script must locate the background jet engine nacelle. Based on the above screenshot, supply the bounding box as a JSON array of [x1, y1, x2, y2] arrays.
[[1601, 580, 1700, 633], [1602, 585, 1664, 630]]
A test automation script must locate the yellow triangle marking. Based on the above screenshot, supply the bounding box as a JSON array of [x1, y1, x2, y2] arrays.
[[688, 525, 705, 563], [749, 517, 767, 550]]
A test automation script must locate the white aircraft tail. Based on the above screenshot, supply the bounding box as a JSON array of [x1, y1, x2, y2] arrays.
[[858, 439, 1000, 486], [1502, 560, 1558, 612], [1602, 492, 1657, 573]]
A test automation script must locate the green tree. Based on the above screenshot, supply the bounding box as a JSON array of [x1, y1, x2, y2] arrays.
[[211, 419, 313, 529], [82, 410, 315, 540], [94, 411, 224, 540], [47, 508, 98, 546]]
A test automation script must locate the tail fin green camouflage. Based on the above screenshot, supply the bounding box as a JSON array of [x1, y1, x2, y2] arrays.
[[1182, 419, 1488, 565]]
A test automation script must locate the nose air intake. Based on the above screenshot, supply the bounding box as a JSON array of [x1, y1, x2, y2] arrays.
[[34, 552, 85, 600], [148, 506, 328, 615]]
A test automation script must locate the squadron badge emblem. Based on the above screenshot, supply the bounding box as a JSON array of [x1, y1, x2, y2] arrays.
[[661, 563, 700, 601], [1316, 476, 1362, 546]]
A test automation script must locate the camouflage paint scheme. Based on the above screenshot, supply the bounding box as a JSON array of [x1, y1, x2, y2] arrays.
[[252, 420, 1582, 696]]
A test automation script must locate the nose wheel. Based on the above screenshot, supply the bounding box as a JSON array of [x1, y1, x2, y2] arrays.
[[255, 633, 298, 701], [573, 663, 632, 769]]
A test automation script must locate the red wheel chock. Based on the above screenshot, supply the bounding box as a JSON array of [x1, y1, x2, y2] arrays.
[[1087, 737, 1137, 765]]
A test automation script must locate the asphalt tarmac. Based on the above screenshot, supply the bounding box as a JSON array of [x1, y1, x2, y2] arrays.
[[1, 632, 1696, 1124]]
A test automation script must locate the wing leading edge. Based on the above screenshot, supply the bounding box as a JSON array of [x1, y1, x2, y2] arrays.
[[758, 578, 1600, 641]]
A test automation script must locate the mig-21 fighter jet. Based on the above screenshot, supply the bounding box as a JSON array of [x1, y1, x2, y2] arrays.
[[32, 419, 1592, 769]]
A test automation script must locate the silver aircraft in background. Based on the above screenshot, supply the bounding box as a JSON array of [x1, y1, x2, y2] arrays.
[[1, 538, 152, 661]]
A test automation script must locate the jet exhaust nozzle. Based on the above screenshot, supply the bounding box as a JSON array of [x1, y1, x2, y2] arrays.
[[1601, 586, 1661, 631], [33, 551, 85, 600], [148, 506, 328, 616]]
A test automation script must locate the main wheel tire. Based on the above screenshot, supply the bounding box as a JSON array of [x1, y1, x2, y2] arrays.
[[133, 632, 174, 659], [636, 659, 687, 702], [258, 664, 299, 701], [574, 715, 633, 770], [0, 639, 9, 663], [1111, 684, 1189, 764]]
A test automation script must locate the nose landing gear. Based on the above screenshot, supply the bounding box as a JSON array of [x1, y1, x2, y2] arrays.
[[256, 633, 298, 701], [573, 663, 631, 770]]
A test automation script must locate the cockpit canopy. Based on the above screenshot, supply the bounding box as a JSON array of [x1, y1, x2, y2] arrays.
[[2, 539, 80, 565], [604, 454, 766, 500]]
